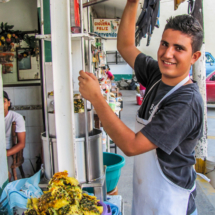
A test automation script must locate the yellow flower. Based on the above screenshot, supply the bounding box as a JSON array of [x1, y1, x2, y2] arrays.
[[7, 34, 11, 39], [23, 54, 27, 57], [1, 36, 5, 41], [0, 41, 1, 46], [12, 34, 16, 37]]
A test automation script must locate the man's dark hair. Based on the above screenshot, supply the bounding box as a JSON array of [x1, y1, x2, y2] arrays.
[[105, 65, 110, 70], [3, 91, 11, 110], [164, 15, 203, 53]]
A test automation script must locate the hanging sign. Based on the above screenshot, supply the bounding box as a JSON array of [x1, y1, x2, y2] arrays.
[[94, 19, 120, 38]]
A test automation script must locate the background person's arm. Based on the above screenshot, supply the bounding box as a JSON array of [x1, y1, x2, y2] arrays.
[[7, 132, 26, 156], [117, 0, 141, 69]]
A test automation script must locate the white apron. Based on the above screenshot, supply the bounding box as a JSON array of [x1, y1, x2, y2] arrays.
[[132, 76, 196, 215]]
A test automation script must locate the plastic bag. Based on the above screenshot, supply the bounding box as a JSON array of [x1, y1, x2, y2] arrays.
[[0, 170, 42, 215], [128, 79, 137, 90]]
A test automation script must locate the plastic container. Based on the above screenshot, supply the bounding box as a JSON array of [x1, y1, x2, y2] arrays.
[[71, 26, 81, 33], [206, 156, 215, 188], [109, 102, 116, 112], [98, 201, 112, 215], [103, 152, 125, 192], [136, 93, 143, 105], [104, 81, 110, 103], [70, 0, 80, 30]]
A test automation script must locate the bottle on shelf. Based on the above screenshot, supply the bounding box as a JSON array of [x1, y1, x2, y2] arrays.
[[104, 81, 110, 104], [100, 127, 107, 152]]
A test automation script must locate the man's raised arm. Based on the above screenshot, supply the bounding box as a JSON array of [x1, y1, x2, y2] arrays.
[[117, 0, 141, 69]]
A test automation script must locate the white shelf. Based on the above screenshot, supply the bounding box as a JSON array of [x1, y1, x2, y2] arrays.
[[71, 33, 95, 40], [35, 33, 95, 41], [36, 34, 51, 40]]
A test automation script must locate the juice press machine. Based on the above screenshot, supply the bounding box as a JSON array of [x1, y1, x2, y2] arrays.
[[37, 0, 107, 201]]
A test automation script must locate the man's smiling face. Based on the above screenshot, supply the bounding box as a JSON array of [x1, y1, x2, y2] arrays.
[[157, 29, 196, 79]]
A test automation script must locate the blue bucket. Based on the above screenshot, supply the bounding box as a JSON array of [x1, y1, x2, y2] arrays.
[[103, 152, 125, 193]]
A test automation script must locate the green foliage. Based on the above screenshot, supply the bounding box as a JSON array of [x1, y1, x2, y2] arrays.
[[0, 22, 38, 57], [24, 35, 37, 49]]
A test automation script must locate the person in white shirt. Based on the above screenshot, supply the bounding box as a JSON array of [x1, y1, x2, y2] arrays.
[[4, 91, 26, 181]]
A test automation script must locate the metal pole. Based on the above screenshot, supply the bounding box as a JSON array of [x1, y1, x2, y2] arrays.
[[193, 45, 207, 158], [192, 0, 207, 172], [83, 0, 109, 8], [87, 0, 92, 74], [40, 0, 52, 177], [87, 0, 95, 118], [80, 0, 91, 182]]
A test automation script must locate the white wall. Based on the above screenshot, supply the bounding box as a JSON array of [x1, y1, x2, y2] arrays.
[[0, 0, 40, 85], [0, 0, 38, 31], [104, 39, 133, 75], [109, 64, 132, 75], [105, 39, 117, 50]]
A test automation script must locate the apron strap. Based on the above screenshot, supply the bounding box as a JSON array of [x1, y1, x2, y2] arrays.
[[148, 76, 190, 122], [137, 79, 161, 125], [142, 79, 161, 105]]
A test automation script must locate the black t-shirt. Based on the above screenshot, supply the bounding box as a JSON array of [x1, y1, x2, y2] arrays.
[[135, 53, 204, 214]]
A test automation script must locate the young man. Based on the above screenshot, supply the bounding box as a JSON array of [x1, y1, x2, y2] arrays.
[[78, 1, 203, 214], [4, 91, 26, 181]]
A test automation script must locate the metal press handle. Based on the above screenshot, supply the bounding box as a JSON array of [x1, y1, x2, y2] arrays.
[[80, 0, 91, 183]]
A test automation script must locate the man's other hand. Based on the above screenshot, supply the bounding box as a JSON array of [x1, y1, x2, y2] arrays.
[[78, 71, 102, 103]]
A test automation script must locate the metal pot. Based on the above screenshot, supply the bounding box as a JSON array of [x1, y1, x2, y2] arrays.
[[48, 109, 93, 138], [75, 128, 103, 183], [74, 110, 93, 138], [41, 132, 58, 180], [41, 128, 103, 183]]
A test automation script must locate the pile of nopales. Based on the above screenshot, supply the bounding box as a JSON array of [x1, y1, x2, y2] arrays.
[[24, 171, 103, 215]]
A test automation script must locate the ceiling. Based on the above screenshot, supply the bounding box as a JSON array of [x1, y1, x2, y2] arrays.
[[92, 0, 143, 19]]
